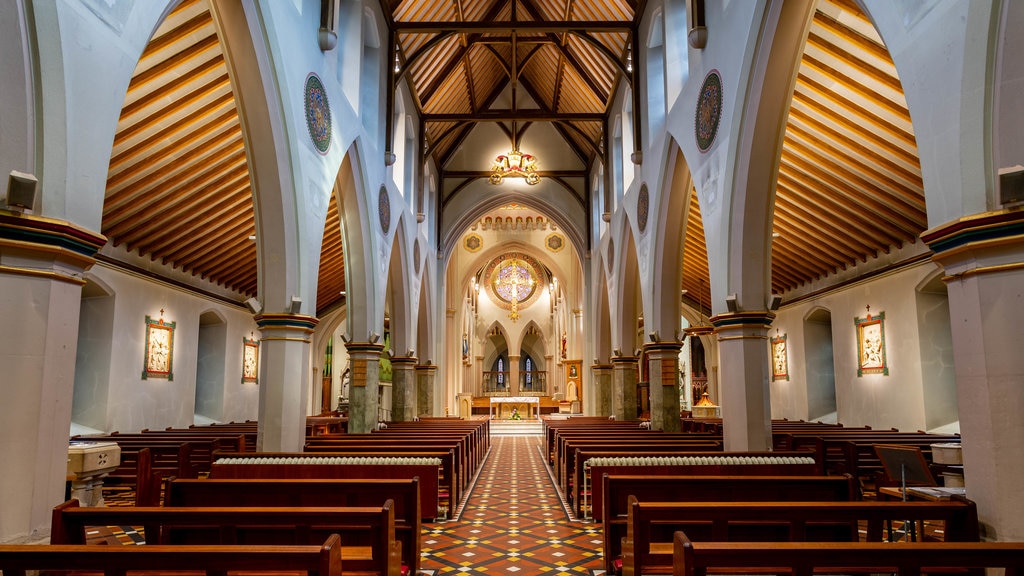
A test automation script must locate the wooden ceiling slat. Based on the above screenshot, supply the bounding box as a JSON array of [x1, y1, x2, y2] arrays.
[[104, 141, 246, 227], [795, 74, 915, 148], [104, 123, 242, 206], [773, 191, 876, 259], [173, 216, 251, 270], [110, 94, 235, 167], [780, 142, 924, 234], [136, 186, 250, 257], [784, 122, 924, 210], [789, 94, 918, 166], [772, 204, 863, 264], [121, 58, 225, 120], [772, 234, 841, 277], [114, 163, 247, 249], [786, 107, 921, 188]]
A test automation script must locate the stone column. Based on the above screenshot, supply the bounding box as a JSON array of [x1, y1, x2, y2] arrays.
[[344, 341, 384, 433], [645, 342, 683, 432], [255, 314, 319, 451], [416, 362, 438, 417], [923, 210, 1024, 540], [474, 355, 484, 396], [508, 354, 520, 396], [0, 212, 105, 543], [591, 363, 613, 417], [390, 356, 417, 422], [611, 355, 639, 420], [710, 312, 774, 451]]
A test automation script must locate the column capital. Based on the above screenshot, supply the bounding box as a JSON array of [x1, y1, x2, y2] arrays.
[[611, 355, 638, 364], [254, 314, 319, 342], [643, 341, 684, 356], [415, 363, 439, 372], [0, 211, 107, 284], [922, 209, 1024, 278], [591, 363, 613, 371], [390, 356, 418, 367], [344, 342, 385, 359]]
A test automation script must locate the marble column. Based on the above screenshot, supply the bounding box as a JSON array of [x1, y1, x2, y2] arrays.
[[591, 363, 613, 417], [416, 362, 438, 417], [254, 314, 319, 451], [390, 356, 417, 422], [611, 355, 639, 420], [645, 342, 683, 432], [344, 341, 384, 433], [710, 312, 774, 451], [0, 212, 105, 543], [923, 210, 1024, 540]]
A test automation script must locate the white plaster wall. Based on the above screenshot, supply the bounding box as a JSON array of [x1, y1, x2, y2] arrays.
[[83, 265, 259, 432], [995, 0, 1024, 172], [769, 260, 948, 431]]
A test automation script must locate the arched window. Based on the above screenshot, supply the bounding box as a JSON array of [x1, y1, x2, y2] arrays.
[[646, 10, 667, 145], [497, 358, 504, 384], [525, 356, 533, 385]]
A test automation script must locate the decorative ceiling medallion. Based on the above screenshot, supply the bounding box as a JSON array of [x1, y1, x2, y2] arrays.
[[545, 233, 564, 252], [378, 186, 390, 233], [637, 183, 650, 234], [695, 69, 723, 153], [464, 233, 483, 252], [304, 73, 332, 154], [483, 252, 543, 322]]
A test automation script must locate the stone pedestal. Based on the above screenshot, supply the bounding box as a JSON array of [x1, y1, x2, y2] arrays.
[[390, 356, 417, 422], [645, 342, 683, 432], [416, 363, 438, 417], [592, 363, 612, 417], [345, 341, 385, 434], [711, 312, 774, 451], [611, 356, 639, 420], [67, 441, 121, 507]]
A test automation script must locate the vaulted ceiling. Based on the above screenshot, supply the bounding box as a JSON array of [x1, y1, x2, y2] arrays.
[[98, 0, 926, 317]]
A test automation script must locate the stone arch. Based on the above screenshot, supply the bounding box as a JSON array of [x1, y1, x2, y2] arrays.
[[725, 0, 814, 310], [335, 143, 379, 341], [439, 192, 587, 268], [614, 220, 643, 356], [211, 0, 301, 314], [386, 213, 413, 355], [648, 140, 694, 341]]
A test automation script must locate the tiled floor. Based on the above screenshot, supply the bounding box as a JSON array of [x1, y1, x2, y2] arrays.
[[420, 435, 605, 574]]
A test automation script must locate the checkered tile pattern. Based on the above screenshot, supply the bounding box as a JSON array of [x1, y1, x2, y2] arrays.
[[420, 435, 605, 574]]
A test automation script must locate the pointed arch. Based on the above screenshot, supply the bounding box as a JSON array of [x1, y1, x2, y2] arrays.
[[335, 144, 378, 340], [649, 140, 694, 340]]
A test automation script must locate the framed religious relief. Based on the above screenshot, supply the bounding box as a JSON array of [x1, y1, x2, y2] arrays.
[[770, 333, 789, 381], [143, 312, 175, 380], [242, 337, 259, 384], [855, 308, 888, 376]]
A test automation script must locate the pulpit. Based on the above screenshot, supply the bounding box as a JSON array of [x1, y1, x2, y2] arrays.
[[67, 441, 120, 506]]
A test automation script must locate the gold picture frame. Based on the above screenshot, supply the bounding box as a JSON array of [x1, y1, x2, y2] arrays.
[[143, 313, 175, 380], [771, 333, 789, 381], [856, 309, 888, 376], [242, 337, 259, 384]]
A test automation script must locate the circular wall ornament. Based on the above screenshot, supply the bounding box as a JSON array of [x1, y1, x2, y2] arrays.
[[378, 186, 391, 233], [608, 238, 615, 269], [695, 69, 723, 153], [304, 73, 332, 154], [482, 252, 544, 321], [464, 233, 483, 252], [414, 240, 421, 273], [637, 183, 649, 234], [545, 233, 564, 252]]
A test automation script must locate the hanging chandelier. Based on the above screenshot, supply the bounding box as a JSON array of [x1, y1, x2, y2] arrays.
[[490, 149, 540, 185]]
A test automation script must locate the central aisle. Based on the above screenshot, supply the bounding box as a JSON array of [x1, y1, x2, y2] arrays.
[[420, 434, 604, 574]]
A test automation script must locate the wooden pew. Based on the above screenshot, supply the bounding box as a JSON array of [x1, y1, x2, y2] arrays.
[[165, 477, 421, 575], [297, 446, 458, 512], [672, 531, 1024, 576], [590, 454, 827, 522], [601, 474, 856, 574], [623, 498, 979, 576], [51, 499, 398, 576], [0, 533, 342, 576], [558, 436, 723, 487], [208, 453, 442, 522]]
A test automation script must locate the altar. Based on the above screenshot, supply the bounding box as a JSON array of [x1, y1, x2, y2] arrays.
[[488, 396, 541, 420]]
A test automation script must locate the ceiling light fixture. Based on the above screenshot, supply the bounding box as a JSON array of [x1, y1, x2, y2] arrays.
[[625, 46, 633, 73], [393, 44, 400, 74], [490, 149, 540, 185]]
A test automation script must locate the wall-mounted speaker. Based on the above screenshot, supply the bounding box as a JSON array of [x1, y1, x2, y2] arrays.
[[6, 170, 37, 212], [244, 297, 262, 314], [999, 166, 1024, 206]]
